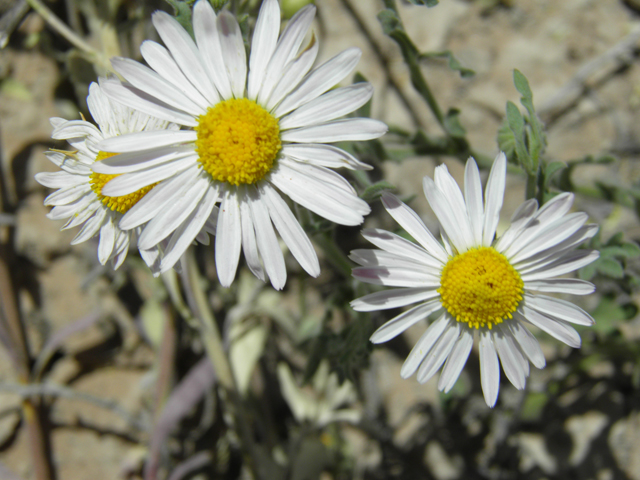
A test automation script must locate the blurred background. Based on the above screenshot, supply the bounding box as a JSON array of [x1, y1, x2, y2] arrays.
[[1, 0, 640, 479]]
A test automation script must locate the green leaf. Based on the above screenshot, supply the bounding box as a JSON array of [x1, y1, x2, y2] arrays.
[[512, 69, 545, 170], [578, 263, 596, 281], [360, 181, 396, 202], [164, 0, 194, 36], [623, 242, 640, 257], [590, 297, 633, 335], [595, 257, 624, 279], [443, 108, 466, 138], [497, 120, 516, 160], [407, 0, 439, 5], [420, 50, 475, 78], [543, 161, 566, 188], [513, 69, 533, 101], [506, 101, 531, 170]]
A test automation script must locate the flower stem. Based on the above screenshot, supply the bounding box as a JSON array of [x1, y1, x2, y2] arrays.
[[180, 249, 264, 479], [25, 0, 109, 69]]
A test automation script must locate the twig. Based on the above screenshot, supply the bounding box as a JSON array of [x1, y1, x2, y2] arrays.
[[25, 0, 109, 68], [539, 24, 640, 121], [0, 0, 29, 49], [339, 0, 423, 128], [0, 382, 146, 432]]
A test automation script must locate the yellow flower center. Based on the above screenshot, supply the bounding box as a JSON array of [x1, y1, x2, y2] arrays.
[[195, 98, 281, 185], [438, 247, 523, 329], [89, 151, 156, 214]]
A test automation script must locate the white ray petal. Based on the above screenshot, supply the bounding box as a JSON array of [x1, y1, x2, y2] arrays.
[[239, 188, 266, 281], [464, 158, 484, 246], [281, 118, 387, 143], [371, 300, 443, 344], [438, 328, 473, 393], [518, 305, 581, 348], [98, 130, 196, 153], [247, 0, 280, 100], [479, 330, 500, 407], [493, 330, 526, 390], [434, 163, 474, 249], [352, 266, 440, 288], [261, 183, 320, 277], [350, 287, 440, 312], [98, 215, 116, 265], [501, 319, 545, 369], [524, 278, 595, 295], [380, 192, 448, 264], [216, 188, 242, 287], [524, 294, 594, 326], [400, 314, 448, 378], [360, 228, 442, 268], [481, 152, 506, 247], [282, 143, 371, 170], [416, 321, 459, 384], [217, 12, 247, 98]]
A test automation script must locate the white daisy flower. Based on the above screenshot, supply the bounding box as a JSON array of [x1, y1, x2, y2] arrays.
[[92, 0, 387, 289], [351, 153, 599, 407], [35, 80, 176, 270]]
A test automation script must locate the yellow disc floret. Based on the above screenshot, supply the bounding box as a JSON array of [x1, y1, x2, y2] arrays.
[[438, 247, 523, 329], [90, 151, 156, 214], [195, 98, 281, 185]]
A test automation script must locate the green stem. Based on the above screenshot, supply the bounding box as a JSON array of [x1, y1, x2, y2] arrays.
[[313, 233, 353, 279], [25, 0, 109, 68], [180, 249, 264, 479]]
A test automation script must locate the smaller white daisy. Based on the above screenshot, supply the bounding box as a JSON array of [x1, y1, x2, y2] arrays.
[[351, 153, 599, 407], [35, 80, 178, 269]]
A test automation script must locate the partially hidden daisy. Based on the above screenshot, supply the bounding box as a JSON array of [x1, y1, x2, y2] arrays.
[[92, 0, 387, 289], [351, 153, 599, 407], [36, 80, 177, 269]]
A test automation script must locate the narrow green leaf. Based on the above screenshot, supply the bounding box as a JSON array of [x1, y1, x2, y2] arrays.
[[421, 50, 475, 78], [164, 0, 194, 36], [497, 120, 516, 160], [506, 101, 531, 170], [513, 69, 533, 101], [407, 0, 439, 5], [623, 242, 640, 258]]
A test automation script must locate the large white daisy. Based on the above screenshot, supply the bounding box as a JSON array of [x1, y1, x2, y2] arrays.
[[351, 153, 599, 407], [92, 0, 387, 289], [36, 80, 176, 269]]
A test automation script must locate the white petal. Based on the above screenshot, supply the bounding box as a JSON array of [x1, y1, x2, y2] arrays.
[[479, 330, 500, 407], [416, 321, 460, 384], [98, 215, 116, 265], [258, 5, 316, 105], [422, 175, 471, 252], [360, 228, 440, 268], [266, 35, 319, 111], [279, 83, 373, 130], [524, 294, 594, 326], [464, 158, 484, 246], [350, 287, 440, 312], [519, 249, 599, 282], [281, 118, 387, 143], [507, 212, 588, 264], [279, 157, 356, 195], [101, 80, 197, 126], [152, 10, 219, 104], [524, 278, 595, 295], [92, 145, 195, 174], [518, 305, 581, 348], [138, 174, 210, 249], [101, 155, 195, 196], [493, 330, 526, 390], [44, 183, 91, 206], [140, 40, 210, 108], [274, 47, 361, 118], [349, 249, 440, 273], [434, 163, 474, 249], [111, 57, 205, 116], [86, 82, 115, 136], [193, 0, 232, 99], [260, 183, 320, 277], [239, 188, 266, 281], [160, 186, 219, 272], [282, 143, 371, 170], [246, 187, 287, 290], [400, 314, 448, 378], [51, 119, 102, 141], [380, 192, 448, 264], [494, 199, 538, 252], [119, 166, 201, 229], [352, 266, 440, 288], [501, 320, 545, 369], [70, 206, 106, 244], [98, 130, 196, 153], [269, 165, 367, 226], [36, 171, 86, 189], [438, 328, 473, 393], [247, 0, 280, 100], [503, 192, 574, 257], [481, 152, 506, 247], [216, 188, 242, 287], [370, 300, 442, 344], [217, 12, 247, 98]]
